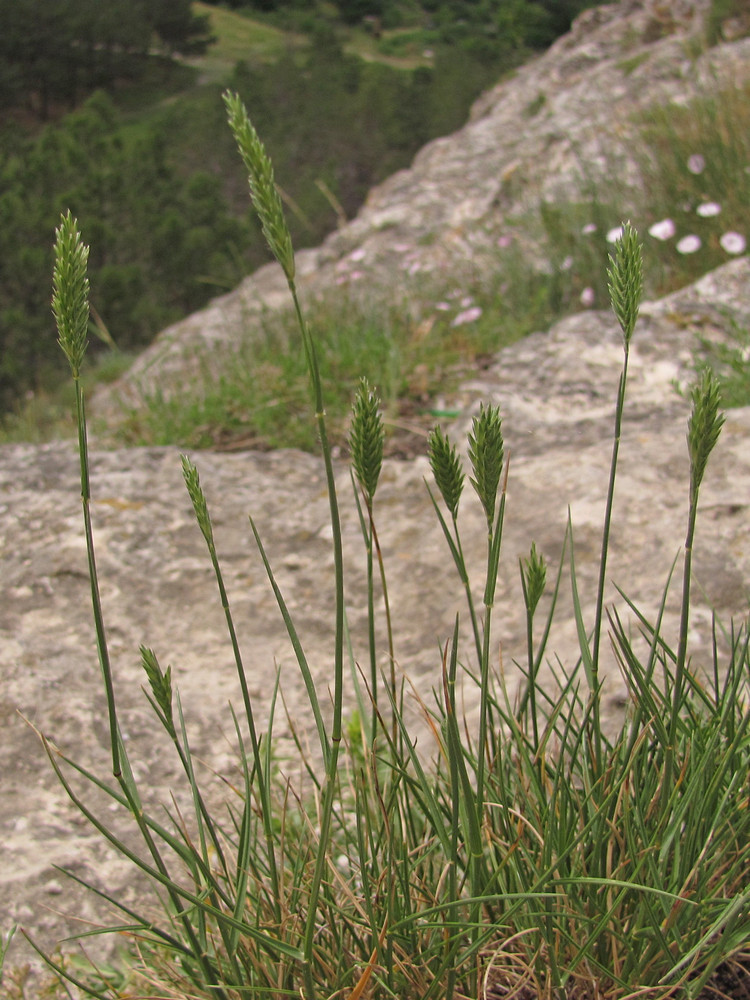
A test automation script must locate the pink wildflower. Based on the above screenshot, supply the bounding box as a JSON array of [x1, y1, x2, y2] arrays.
[[720, 231, 746, 254], [648, 218, 676, 240], [451, 306, 483, 327], [676, 234, 702, 254], [696, 202, 721, 218]]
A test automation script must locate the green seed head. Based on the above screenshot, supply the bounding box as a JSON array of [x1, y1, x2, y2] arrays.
[[468, 403, 504, 529], [688, 368, 725, 497], [350, 378, 384, 504], [521, 542, 547, 617], [182, 455, 214, 547], [53, 211, 90, 377], [140, 646, 174, 732], [428, 426, 465, 519], [607, 221, 643, 346], [224, 91, 295, 284]]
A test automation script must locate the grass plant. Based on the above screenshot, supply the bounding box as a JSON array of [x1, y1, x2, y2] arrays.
[[113, 257, 566, 453], [635, 76, 750, 290], [693, 317, 750, 408], [0, 924, 16, 989], [26, 95, 750, 1000]]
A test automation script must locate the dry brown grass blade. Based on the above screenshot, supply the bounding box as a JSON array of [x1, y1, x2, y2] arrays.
[[346, 922, 388, 1000]]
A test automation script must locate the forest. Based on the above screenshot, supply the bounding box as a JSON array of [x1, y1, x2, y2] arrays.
[[0, 0, 599, 417]]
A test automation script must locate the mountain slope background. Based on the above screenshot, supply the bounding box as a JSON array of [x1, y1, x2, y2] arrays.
[[0, 0, 597, 420], [90, 0, 750, 452]]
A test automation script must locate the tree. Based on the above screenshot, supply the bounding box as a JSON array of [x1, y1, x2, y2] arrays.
[[0, 0, 152, 117], [0, 90, 249, 412], [150, 0, 215, 57], [0, 0, 215, 119], [332, 0, 385, 26]]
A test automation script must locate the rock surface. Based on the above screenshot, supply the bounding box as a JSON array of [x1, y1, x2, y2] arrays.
[[3, 257, 750, 991], [3, 0, 750, 992]]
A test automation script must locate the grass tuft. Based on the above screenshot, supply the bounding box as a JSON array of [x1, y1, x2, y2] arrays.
[[27, 91, 750, 1000]]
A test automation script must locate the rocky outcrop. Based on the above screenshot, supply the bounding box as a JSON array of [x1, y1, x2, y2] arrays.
[[92, 0, 750, 413], [3, 257, 750, 988]]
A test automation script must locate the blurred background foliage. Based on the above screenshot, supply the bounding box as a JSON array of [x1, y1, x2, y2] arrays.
[[0, 0, 599, 415]]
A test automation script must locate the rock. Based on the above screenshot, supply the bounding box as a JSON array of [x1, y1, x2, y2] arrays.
[[3, 259, 750, 990], [91, 0, 749, 415]]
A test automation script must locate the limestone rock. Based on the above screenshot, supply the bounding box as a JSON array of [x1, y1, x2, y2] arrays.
[[3, 259, 750, 989]]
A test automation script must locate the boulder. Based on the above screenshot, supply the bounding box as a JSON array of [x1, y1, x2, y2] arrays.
[[92, 0, 749, 414]]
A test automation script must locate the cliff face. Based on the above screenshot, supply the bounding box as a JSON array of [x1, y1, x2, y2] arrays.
[[4, 1, 750, 990], [93, 0, 749, 410]]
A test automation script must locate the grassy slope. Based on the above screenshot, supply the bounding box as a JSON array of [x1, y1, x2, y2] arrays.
[[190, 2, 308, 81], [189, 2, 431, 80]]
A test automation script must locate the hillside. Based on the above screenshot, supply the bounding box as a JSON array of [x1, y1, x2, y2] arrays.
[[0, 0, 520, 421], [93, 0, 750, 448]]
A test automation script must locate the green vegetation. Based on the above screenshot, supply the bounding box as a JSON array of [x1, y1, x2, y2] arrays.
[[1, 0, 592, 423], [635, 79, 750, 290], [694, 318, 750, 409], [0, 89, 250, 414], [705, 0, 750, 45], [191, 0, 302, 79], [207, 0, 598, 49], [24, 109, 750, 1000], [114, 258, 561, 452], [106, 64, 750, 454], [0, 0, 212, 117]]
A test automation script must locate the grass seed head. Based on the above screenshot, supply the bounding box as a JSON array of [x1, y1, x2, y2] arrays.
[[428, 425, 465, 518], [522, 542, 547, 617], [224, 90, 295, 284], [607, 220, 643, 346], [140, 646, 174, 733], [181, 454, 214, 546], [468, 403, 504, 529], [350, 378, 384, 504], [53, 211, 90, 378], [688, 367, 725, 496]]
